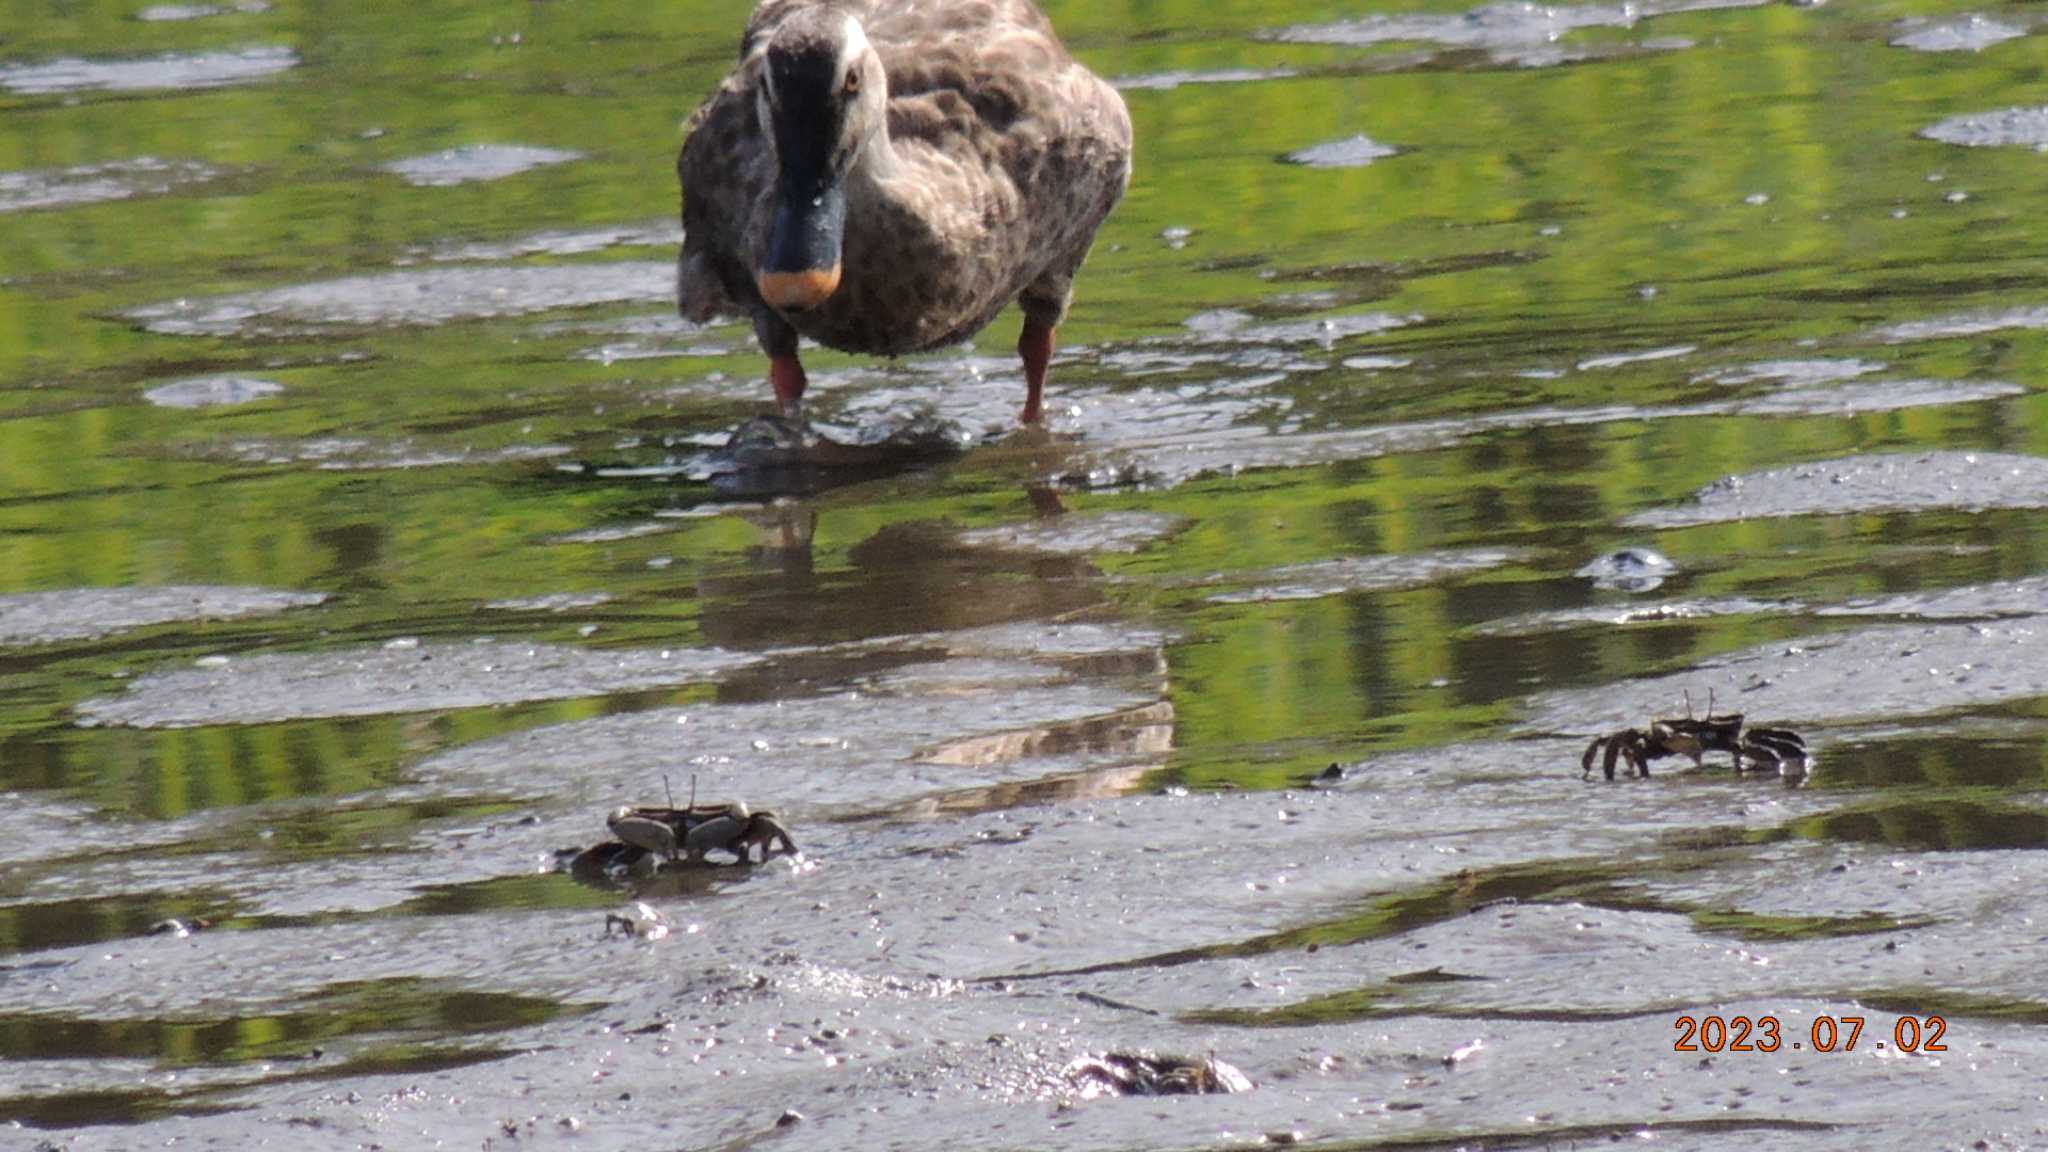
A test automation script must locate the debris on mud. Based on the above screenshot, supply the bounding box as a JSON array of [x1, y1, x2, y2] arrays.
[[1063, 1051, 1254, 1098], [1577, 547, 1675, 593], [603, 902, 673, 940], [146, 917, 213, 937]]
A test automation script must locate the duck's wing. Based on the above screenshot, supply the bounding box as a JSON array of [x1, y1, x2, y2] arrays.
[[676, 68, 765, 324], [866, 0, 1131, 321]]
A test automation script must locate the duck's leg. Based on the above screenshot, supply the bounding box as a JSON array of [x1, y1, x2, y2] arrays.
[[756, 311, 807, 421], [1018, 316, 1055, 425], [770, 353, 808, 420]]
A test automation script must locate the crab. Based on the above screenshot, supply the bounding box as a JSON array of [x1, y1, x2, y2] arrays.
[[606, 800, 798, 865], [1581, 693, 1807, 780]]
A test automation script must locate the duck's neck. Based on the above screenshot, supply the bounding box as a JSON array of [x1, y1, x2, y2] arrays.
[[843, 127, 901, 203]]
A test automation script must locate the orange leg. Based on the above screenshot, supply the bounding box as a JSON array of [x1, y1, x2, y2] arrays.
[[770, 353, 807, 420], [1018, 318, 1054, 425]]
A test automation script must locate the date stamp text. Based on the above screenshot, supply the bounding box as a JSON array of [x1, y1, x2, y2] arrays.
[[1673, 1014, 1947, 1054]]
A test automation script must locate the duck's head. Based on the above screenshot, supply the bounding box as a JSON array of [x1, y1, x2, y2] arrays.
[[754, 10, 886, 313]]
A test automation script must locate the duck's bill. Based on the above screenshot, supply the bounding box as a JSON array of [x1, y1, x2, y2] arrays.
[[758, 185, 845, 311]]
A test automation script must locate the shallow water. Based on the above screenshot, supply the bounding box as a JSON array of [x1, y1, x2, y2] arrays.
[[6, 0, 2048, 1148]]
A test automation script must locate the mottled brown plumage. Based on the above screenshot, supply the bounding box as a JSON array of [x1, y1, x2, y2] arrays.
[[676, 0, 1133, 422]]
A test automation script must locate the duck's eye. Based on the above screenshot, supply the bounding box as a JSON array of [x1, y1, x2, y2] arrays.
[[844, 68, 861, 95]]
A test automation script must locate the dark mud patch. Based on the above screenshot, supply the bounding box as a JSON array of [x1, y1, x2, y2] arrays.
[[1114, 68, 1297, 90], [1050, 376, 2014, 491], [1685, 909, 1933, 941], [127, 262, 672, 337], [0, 1086, 246, 1129], [415, 221, 681, 263], [1522, 613, 2048, 733], [1695, 358, 1887, 386], [1578, 343, 1694, 370], [1266, 0, 1769, 68], [411, 661, 1166, 815], [1722, 378, 2020, 417], [1200, 548, 1525, 604], [1780, 797, 2048, 853], [0, 47, 297, 95], [74, 639, 762, 728], [484, 592, 614, 613], [1622, 452, 2048, 528], [1921, 105, 2048, 147], [1806, 724, 2048, 789], [137, 1, 270, 19], [1873, 304, 2048, 342], [189, 436, 570, 469], [0, 980, 572, 1066], [380, 145, 583, 187], [0, 158, 220, 215], [1284, 135, 1400, 168], [1817, 574, 2048, 622], [956, 511, 1185, 556], [0, 585, 324, 647], [1892, 15, 2028, 53], [142, 375, 283, 408], [1470, 596, 1800, 638]]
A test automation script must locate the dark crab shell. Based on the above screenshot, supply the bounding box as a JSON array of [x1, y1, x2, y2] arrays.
[[605, 803, 798, 863], [1582, 714, 1808, 780]]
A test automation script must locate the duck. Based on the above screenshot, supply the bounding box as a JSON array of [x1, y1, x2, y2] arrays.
[[675, 0, 1133, 424]]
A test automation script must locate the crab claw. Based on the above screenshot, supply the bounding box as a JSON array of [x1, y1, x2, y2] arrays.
[[608, 806, 680, 859], [743, 812, 799, 861], [682, 812, 751, 863], [1739, 726, 1808, 771]]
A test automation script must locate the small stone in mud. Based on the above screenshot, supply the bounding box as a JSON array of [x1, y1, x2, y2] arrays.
[[1576, 548, 1676, 593], [776, 1110, 804, 1127], [1065, 1051, 1253, 1098], [147, 917, 211, 937]]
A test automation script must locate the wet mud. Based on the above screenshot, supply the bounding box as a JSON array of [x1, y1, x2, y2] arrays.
[[7, 2, 2048, 1150]]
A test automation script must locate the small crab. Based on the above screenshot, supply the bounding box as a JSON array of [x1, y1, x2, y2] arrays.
[[606, 800, 797, 865], [1582, 692, 1807, 780]]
